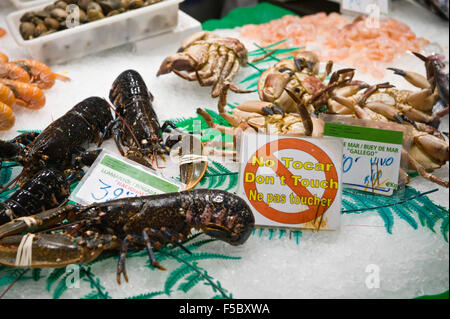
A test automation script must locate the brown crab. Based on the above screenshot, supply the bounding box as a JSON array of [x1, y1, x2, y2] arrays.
[[157, 31, 251, 98], [328, 53, 447, 127], [247, 50, 367, 116], [199, 82, 449, 188]]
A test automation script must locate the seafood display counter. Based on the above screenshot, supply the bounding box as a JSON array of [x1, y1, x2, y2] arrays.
[[0, 0, 449, 299]]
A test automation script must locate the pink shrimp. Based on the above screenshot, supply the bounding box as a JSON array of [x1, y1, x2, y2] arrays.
[[0, 62, 31, 83], [0, 52, 7, 64], [11, 59, 70, 89], [0, 28, 6, 38], [0, 83, 17, 107], [0, 101, 15, 131], [0, 78, 45, 110]]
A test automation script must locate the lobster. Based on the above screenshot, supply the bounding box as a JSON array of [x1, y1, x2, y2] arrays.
[[0, 96, 113, 189], [106, 69, 177, 167], [0, 189, 255, 284], [105, 69, 208, 189], [0, 169, 70, 225]]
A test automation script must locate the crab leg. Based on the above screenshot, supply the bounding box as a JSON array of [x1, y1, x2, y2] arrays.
[[404, 88, 440, 112], [396, 103, 438, 124], [318, 60, 333, 82], [412, 130, 449, 163], [212, 51, 237, 98], [404, 149, 449, 188], [198, 44, 220, 79], [199, 46, 228, 89], [284, 89, 313, 136]]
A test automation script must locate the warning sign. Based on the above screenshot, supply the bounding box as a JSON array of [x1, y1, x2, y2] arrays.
[[238, 133, 343, 230]]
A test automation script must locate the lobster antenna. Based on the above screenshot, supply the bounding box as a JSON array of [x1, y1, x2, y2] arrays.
[[0, 269, 29, 299], [0, 169, 25, 195], [106, 101, 142, 149]]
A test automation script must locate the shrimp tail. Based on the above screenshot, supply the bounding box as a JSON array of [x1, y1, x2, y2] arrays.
[[54, 73, 71, 82]]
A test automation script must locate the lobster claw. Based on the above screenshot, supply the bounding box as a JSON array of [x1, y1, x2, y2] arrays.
[[0, 233, 100, 268], [0, 205, 80, 240]]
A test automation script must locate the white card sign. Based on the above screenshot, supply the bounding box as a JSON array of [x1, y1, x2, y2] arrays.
[[237, 133, 343, 231], [70, 151, 181, 205], [323, 122, 403, 196]]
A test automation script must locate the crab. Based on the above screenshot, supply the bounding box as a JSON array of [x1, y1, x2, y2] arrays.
[[328, 52, 447, 127], [198, 81, 449, 188], [157, 31, 252, 98], [245, 50, 368, 116]]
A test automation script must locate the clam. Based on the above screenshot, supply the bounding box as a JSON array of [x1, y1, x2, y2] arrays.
[[30, 17, 45, 26], [87, 2, 104, 13], [79, 9, 88, 24], [78, 0, 92, 10], [50, 8, 69, 21], [44, 4, 56, 12], [87, 10, 105, 22], [35, 11, 51, 19], [19, 0, 153, 40], [54, 1, 68, 10], [20, 12, 35, 23], [44, 17, 60, 30], [107, 10, 120, 17], [34, 23, 48, 37], [98, 0, 123, 15], [19, 22, 35, 40], [128, 0, 145, 10]]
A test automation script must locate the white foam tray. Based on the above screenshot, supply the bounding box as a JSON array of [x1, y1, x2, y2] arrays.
[[8, 0, 52, 9], [6, 0, 183, 65], [134, 10, 201, 52]]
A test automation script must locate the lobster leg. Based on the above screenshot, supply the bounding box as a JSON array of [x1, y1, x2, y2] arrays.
[[116, 228, 177, 284], [117, 235, 133, 284], [9, 132, 39, 146], [112, 120, 126, 156], [98, 118, 119, 147]]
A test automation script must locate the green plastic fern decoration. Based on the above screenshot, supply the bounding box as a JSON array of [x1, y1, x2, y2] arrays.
[[125, 291, 165, 299], [199, 161, 239, 191], [342, 187, 449, 241], [178, 272, 203, 293], [164, 264, 193, 295], [46, 267, 67, 292]]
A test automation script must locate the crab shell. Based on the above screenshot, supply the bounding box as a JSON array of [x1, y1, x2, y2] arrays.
[[257, 58, 327, 114], [156, 31, 249, 98]]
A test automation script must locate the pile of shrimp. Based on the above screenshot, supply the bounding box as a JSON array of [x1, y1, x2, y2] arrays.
[[241, 13, 348, 47], [0, 51, 70, 131], [240, 13, 429, 78]]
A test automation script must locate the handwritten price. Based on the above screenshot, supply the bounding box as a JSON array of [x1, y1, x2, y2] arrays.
[[91, 179, 140, 202]]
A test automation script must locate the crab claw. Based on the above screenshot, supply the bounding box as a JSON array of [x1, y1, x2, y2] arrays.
[[293, 51, 321, 74], [0, 233, 101, 268], [387, 68, 430, 89], [156, 54, 197, 76]]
